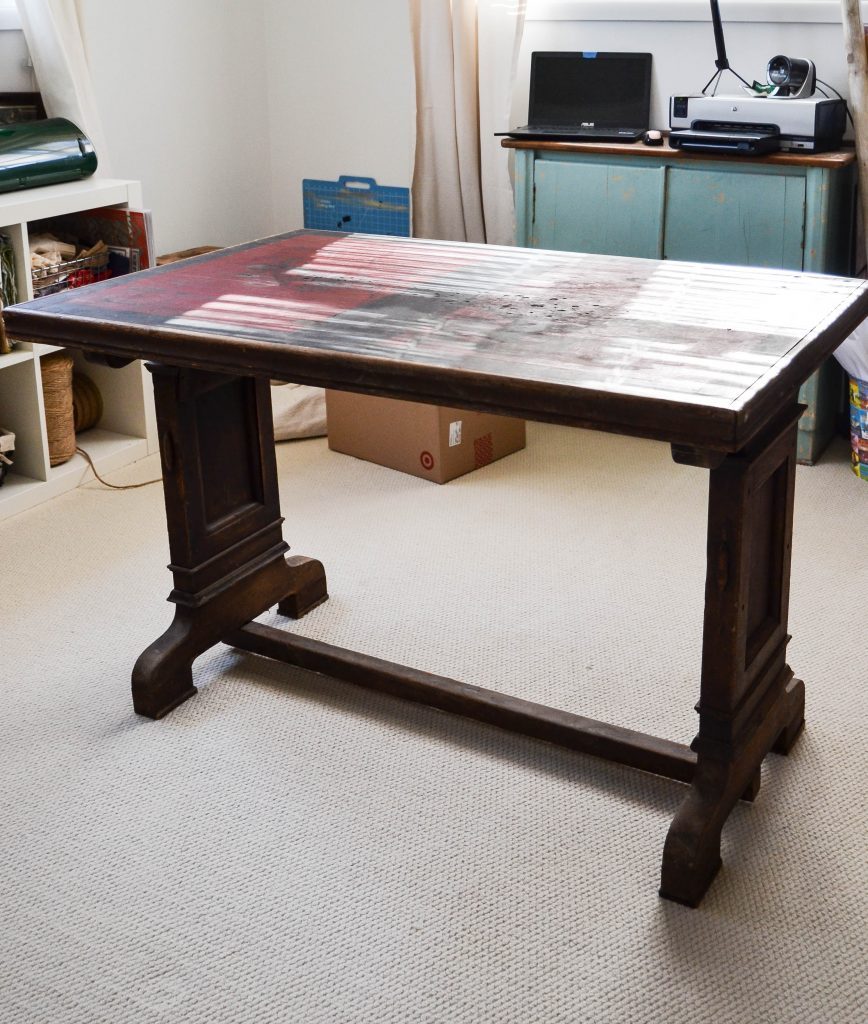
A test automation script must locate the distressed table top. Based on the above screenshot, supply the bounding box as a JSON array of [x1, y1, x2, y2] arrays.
[[6, 230, 867, 450]]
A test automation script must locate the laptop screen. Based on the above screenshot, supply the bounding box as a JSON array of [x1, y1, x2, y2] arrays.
[[529, 52, 652, 128]]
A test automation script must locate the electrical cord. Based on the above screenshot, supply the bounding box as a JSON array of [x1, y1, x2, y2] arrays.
[[75, 446, 162, 489]]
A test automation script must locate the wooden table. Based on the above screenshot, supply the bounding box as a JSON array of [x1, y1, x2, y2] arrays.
[[7, 231, 867, 907]]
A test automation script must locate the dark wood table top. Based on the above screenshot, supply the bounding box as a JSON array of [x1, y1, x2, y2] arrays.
[[6, 230, 867, 451]]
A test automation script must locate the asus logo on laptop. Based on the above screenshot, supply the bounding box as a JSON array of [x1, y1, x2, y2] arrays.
[[581, 121, 594, 127]]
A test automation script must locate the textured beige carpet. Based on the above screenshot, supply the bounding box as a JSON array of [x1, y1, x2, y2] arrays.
[[1, 422, 866, 1023]]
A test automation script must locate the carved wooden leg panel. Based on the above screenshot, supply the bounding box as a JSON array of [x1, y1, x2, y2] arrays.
[[133, 366, 328, 719], [660, 407, 804, 906]]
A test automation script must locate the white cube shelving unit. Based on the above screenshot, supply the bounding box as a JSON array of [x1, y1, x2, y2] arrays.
[[0, 178, 157, 521]]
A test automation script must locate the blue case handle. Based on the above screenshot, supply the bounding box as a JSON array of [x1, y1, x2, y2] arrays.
[[338, 176, 378, 191]]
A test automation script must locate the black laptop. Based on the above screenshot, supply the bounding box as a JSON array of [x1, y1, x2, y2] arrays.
[[498, 51, 652, 143]]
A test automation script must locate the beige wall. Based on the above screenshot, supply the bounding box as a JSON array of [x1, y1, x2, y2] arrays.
[[75, 0, 414, 256], [77, 0, 272, 255], [261, 0, 415, 236], [34, 2, 864, 256]]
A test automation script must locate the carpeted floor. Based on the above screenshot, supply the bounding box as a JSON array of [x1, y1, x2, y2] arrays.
[[1, 422, 866, 1023]]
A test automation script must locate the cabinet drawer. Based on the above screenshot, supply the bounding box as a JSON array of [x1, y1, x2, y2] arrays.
[[663, 167, 806, 270], [532, 158, 663, 259]]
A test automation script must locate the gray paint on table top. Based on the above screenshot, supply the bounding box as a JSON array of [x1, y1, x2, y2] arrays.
[[11, 231, 868, 414]]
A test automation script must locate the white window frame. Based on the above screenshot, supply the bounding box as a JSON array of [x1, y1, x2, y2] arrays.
[[527, 1, 868, 23]]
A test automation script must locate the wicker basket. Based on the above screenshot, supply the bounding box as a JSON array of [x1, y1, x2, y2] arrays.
[[72, 372, 103, 432], [40, 352, 76, 466]]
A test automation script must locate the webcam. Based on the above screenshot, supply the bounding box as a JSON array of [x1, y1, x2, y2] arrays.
[[766, 56, 816, 98]]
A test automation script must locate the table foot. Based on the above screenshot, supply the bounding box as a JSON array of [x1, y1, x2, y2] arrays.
[[276, 555, 329, 618], [132, 615, 199, 719], [133, 551, 311, 719], [659, 672, 804, 907], [772, 678, 805, 755], [658, 758, 736, 907]]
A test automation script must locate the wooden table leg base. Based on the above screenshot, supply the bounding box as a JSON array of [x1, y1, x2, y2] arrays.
[[133, 552, 324, 720], [772, 681, 806, 755], [658, 675, 805, 907], [132, 615, 200, 719], [131, 647, 197, 720], [133, 368, 334, 720], [655, 411, 808, 906], [133, 367, 812, 902], [276, 556, 329, 619]]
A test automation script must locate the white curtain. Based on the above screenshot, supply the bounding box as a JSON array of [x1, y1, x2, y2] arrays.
[[14, 0, 112, 174], [410, 0, 526, 245]]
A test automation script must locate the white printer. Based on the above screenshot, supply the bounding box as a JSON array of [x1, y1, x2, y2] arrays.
[[669, 93, 847, 154]]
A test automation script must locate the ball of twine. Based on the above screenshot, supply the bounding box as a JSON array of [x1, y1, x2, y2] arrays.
[[40, 352, 76, 466], [72, 372, 103, 433]]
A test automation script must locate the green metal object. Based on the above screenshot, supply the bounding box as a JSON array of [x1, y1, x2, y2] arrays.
[[0, 117, 97, 194]]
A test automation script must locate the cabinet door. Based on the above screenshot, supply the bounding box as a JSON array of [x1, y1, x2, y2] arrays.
[[531, 158, 664, 258], [663, 167, 806, 269]]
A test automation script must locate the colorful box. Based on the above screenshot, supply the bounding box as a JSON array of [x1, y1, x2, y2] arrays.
[[849, 377, 868, 481]]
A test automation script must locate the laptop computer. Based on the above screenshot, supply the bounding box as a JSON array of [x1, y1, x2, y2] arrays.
[[498, 51, 652, 143]]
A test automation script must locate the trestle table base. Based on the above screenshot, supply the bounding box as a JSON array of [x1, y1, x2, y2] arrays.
[[132, 364, 807, 907]]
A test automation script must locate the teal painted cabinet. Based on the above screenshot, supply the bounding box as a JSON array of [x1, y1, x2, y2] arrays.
[[507, 141, 857, 462], [662, 166, 807, 268], [532, 159, 664, 258]]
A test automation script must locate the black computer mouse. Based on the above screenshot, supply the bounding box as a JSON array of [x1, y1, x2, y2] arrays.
[[643, 130, 664, 146]]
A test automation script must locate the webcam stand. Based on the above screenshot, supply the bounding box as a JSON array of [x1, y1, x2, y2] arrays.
[[702, 0, 752, 95]]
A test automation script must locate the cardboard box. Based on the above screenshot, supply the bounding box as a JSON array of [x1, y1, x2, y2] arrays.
[[325, 391, 526, 483]]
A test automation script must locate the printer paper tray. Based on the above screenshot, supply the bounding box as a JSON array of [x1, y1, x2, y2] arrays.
[[669, 129, 781, 156]]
